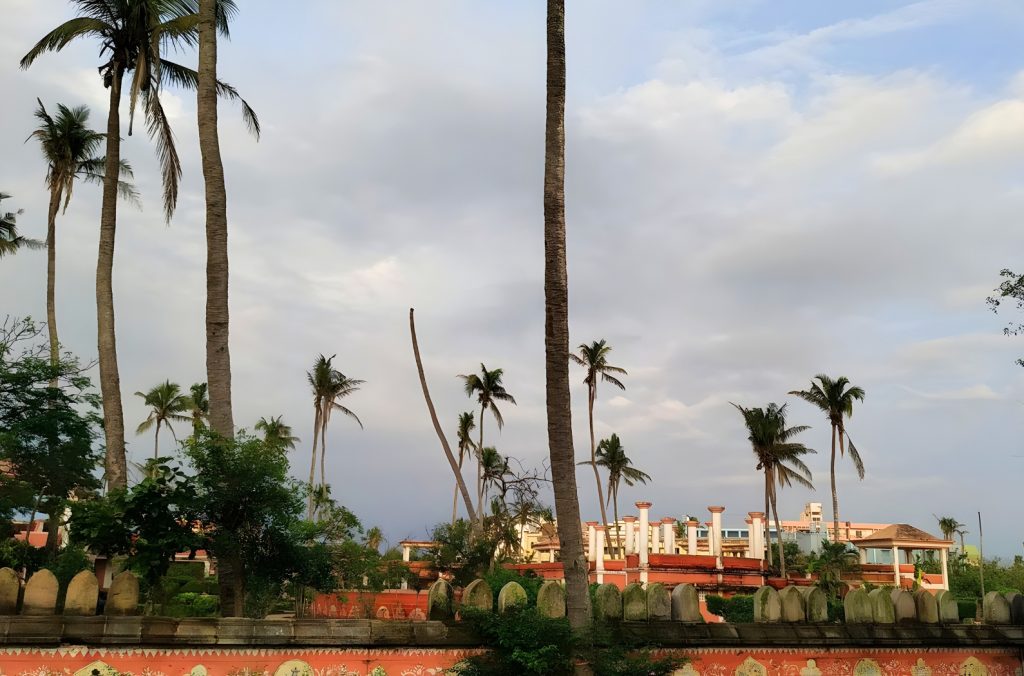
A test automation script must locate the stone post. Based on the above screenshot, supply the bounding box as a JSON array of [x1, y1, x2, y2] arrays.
[[587, 522, 598, 562], [892, 545, 901, 587], [623, 516, 637, 556], [650, 517, 660, 554], [636, 501, 651, 582], [709, 506, 725, 558], [940, 548, 949, 591], [595, 525, 606, 583], [705, 522, 715, 556], [687, 518, 698, 555], [745, 517, 754, 557], [662, 517, 676, 555], [751, 512, 765, 560]]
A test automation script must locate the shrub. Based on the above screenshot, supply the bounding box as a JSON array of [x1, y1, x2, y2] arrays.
[[826, 598, 844, 622], [164, 592, 219, 617], [705, 594, 753, 623], [451, 605, 575, 676], [957, 599, 978, 621], [482, 569, 543, 609], [589, 646, 685, 676]]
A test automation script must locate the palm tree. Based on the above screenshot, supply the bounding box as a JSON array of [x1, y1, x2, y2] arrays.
[[543, 0, 590, 629], [935, 515, 966, 551], [22, 0, 258, 491], [28, 99, 136, 380], [364, 526, 384, 554], [256, 415, 299, 452], [185, 382, 209, 435], [458, 364, 517, 517], [451, 412, 477, 523], [593, 434, 650, 559], [810, 539, 860, 598], [733, 402, 815, 576], [306, 354, 363, 518], [789, 375, 866, 542], [570, 339, 626, 550], [0, 194, 42, 258], [479, 446, 509, 506], [135, 380, 191, 459]]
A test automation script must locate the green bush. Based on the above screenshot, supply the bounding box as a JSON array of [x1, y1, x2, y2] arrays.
[[705, 594, 752, 623], [826, 599, 844, 622], [589, 646, 685, 676], [483, 569, 543, 609], [957, 599, 978, 621], [167, 561, 205, 579], [451, 605, 575, 676], [164, 592, 219, 617]]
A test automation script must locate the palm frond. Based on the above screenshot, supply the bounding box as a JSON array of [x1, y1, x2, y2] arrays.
[[845, 433, 866, 479], [20, 17, 110, 69], [157, 59, 260, 138], [142, 88, 182, 222], [331, 404, 363, 430]]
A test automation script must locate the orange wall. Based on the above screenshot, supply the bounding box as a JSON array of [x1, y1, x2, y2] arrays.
[[3, 646, 1019, 675]]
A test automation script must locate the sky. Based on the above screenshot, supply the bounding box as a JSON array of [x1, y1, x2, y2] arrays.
[[2, 0, 1023, 557]]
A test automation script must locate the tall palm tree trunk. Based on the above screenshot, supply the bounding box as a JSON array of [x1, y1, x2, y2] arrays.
[[98, 64, 128, 491], [154, 419, 161, 460], [763, 470, 773, 566], [830, 424, 839, 543], [588, 386, 611, 552], [477, 404, 486, 518], [544, 0, 590, 630], [307, 404, 321, 519], [409, 309, 477, 524], [769, 468, 786, 578], [319, 413, 329, 492], [610, 484, 621, 559], [45, 186, 61, 387], [198, 0, 234, 439], [451, 451, 465, 524]]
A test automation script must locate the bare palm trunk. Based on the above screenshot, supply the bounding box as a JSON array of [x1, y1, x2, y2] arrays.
[[830, 424, 839, 543], [198, 0, 234, 439], [588, 385, 611, 553], [769, 468, 785, 578], [98, 64, 127, 491], [477, 404, 486, 518], [544, 0, 590, 630], [307, 404, 321, 520], [319, 412, 329, 497], [409, 309, 476, 524], [764, 469, 773, 566], [46, 186, 61, 386], [154, 419, 161, 460], [451, 451, 465, 524], [611, 484, 621, 559]]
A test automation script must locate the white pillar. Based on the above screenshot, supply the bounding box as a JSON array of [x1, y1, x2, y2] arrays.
[[859, 548, 867, 565], [595, 525, 606, 583], [636, 502, 651, 569], [709, 506, 725, 558], [650, 518, 660, 554], [401, 544, 411, 589], [892, 546, 901, 587], [662, 518, 676, 554], [686, 519, 698, 555], [750, 512, 765, 560], [587, 522, 598, 563], [745, 518, 754, 558], [940, 548, 949, 590], [623, 517, 637, 556]]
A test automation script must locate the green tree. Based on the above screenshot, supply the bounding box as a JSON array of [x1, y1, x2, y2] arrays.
[[987, 268, 1024, 367], [0, 193, 42, 258], [21, 0, 258, 491], [570, 339, 626, 552], [135, 380, 191, 459], [459, 364, 517, 520], [185, 382, 210, 435], [810, 539, 861, 598], [306, 354, 363, 518], [0, 319, 102, 551], [592, 434, 650, 559], [733, 402, 815, 576], [255, 415, 299, 452], [542, 0, 590, 629], [29, 99, 136, 381], [452, 411, 477, 523], [789, 375, 865, 542]]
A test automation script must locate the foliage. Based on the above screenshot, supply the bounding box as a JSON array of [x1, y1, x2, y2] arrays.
[[306, 354, 364, 517], [588, 645, 685, 676], [705, 594, 753, 623], [483, 569, 544, 609], [255, 415, 300, 452], [957, 599, 978, 621], [826, 598, 845, 622], [451, 606, 575, 676], [948, 554, 1024, 601], [0, 193, 42, 257], [781, 541, 809, 575], [425, 519, 498, 587], [987, 268, 1024, 366], [164, 591, 219, 617], [0, 318, 101, 541], [134, 380, 191, 456], [809, 539, 860, 599]]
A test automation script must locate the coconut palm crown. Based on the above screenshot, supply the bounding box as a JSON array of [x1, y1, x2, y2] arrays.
[[135, 380, 191, 458]]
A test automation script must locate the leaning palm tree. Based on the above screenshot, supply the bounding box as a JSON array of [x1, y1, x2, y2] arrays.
[[593, 434, 650, 559], [733, 402, 815, 576], [0, 194, 42, 258], [789, 375, 866, 542], [458, 364, 516, 517], [185, 382, 210, 435], [570, 339, 626, 550], [542, 0, 590, 629], [306, 354, 363, 518], [135, 380, 191, 459], [256, 415, 299, 452], [451, 412, 477, 523], [22, 0, 259, 491], [28, 99, 137, 379]]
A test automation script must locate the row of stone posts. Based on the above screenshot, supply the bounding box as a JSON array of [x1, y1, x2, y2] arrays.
[[0, 567, 139, 616]]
